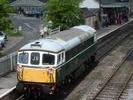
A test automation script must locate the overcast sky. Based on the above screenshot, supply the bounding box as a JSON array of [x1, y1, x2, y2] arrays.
[[80, 0, 99, 9]]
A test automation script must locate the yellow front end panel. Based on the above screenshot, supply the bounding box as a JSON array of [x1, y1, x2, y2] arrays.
[[18, 67, 56, 83]]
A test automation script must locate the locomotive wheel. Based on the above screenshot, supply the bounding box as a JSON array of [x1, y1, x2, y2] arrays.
[[16, 82, 24, 94], [24, 88, 31, 99]]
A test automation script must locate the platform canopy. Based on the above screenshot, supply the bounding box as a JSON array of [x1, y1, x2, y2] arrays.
[[101, 0, 129, 8], [10, 0, 44, 7], [101, 2, 129, 8]]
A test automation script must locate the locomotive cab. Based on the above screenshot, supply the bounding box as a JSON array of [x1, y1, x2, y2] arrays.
[[17, 50, 65, 82], [56, 51, 65, 66], [17, 50, 65, 94]]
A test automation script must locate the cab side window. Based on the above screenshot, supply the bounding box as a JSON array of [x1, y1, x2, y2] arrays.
[[57, 54, 61, 64], [57, 52, 65, 65]]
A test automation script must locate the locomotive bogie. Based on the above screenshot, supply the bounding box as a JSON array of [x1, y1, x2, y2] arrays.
[[16, 82, 57, 95]]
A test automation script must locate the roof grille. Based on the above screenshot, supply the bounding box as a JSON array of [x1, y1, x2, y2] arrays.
[[31, 41, 41, 47]]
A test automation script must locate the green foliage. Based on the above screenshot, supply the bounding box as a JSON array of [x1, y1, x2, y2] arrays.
[[0, 0, 14, 31], [0, 0, 21, 37], [5, 29, 23, 36], [0, 0, 13, 15], [44, 0, 85, 30]]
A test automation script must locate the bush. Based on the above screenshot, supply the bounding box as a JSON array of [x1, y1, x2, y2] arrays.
[[5, 29, 23, 36]]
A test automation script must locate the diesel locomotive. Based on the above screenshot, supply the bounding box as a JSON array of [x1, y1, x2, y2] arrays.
[[16, 25, 97, 95]]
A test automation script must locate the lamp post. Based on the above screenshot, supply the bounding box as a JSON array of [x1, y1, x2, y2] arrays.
[[48, 20, 52, 28], [129, 0, 132, 16], [99, 0, 102, 22], [98, 0, 103, 29], [48, 20, 52, 33]]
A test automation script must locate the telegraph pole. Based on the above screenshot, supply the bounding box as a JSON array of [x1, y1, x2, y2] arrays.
[[129, 0, 132, 16], [99, 0, 102, 21], [99, 0, 102, 29]]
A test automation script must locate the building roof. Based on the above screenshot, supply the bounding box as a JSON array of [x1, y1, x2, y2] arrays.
[[101, 2, 129, 8], [10, 0, 44, 7], [101, 0, 117, 4], [81, 8, 99, 18], [9, 0, 47, 3], [101, 0, 129, 8], [101, 0, 129, 4], [39, 0, 47, 3]]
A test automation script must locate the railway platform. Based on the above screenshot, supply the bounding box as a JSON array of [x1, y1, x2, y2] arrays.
[[0, 18, 133, 99], [0, 72, 16, 99], [97, 18, 133, 39]]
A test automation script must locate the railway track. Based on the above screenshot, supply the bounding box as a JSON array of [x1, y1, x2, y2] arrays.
[[14, 32, 127, 100], [16, 95, 24, 100], [93, 49, 133, 100], [65, 22, 133, 100], [119, 75, 133, 100], [2, 22, 133, 100], [96, 24, 133, 60], [17, 22, 133, 100]]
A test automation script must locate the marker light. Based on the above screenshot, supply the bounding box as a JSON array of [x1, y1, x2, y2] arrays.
[[16, 64, 22, 72]]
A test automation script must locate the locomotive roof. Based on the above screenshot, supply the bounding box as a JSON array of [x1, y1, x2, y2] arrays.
[[19, 25, 96, 53]]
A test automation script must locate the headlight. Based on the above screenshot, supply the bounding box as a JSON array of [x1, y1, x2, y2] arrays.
[[0, 39, 4, 43], [1, 40, 4, 43], [48, 68, 54, 74], [16, 64, 22, 72], [0, 40, 2, 44]]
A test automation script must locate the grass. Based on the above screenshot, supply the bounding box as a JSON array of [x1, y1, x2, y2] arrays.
[[0, 51, 5, 57], [5, 29, 23, 37]]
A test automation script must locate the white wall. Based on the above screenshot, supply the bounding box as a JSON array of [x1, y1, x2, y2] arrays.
[[85, 16, 96, 28], [80, 0, 99, 9]]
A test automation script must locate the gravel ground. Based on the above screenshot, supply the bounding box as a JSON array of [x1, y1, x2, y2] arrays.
[[95, 50, 133, 100], [120, 76, 133, 100], [0, 36, 23, 55]]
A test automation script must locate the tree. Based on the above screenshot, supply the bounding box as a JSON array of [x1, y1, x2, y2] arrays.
[[44, 0, 85, 30], [0, 0, 13, 31]]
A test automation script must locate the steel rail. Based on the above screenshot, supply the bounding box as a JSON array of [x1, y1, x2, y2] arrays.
[[117, 73, 133, 100], [93, 49, 133, 100], [16, 95, 24, 100], [1, 21, 133, 100]]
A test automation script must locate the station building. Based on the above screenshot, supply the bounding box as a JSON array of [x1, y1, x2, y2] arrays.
[[80, 0, 100, 29], [10, 0, 46, 16], [101, 0, 129, 25], [80, 0, 130, 28]]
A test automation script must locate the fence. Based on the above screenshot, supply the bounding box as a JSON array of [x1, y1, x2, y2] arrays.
[[0, 52, 17, 76], [49, 26, 60, 35], [0, 26, 61, 76]]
